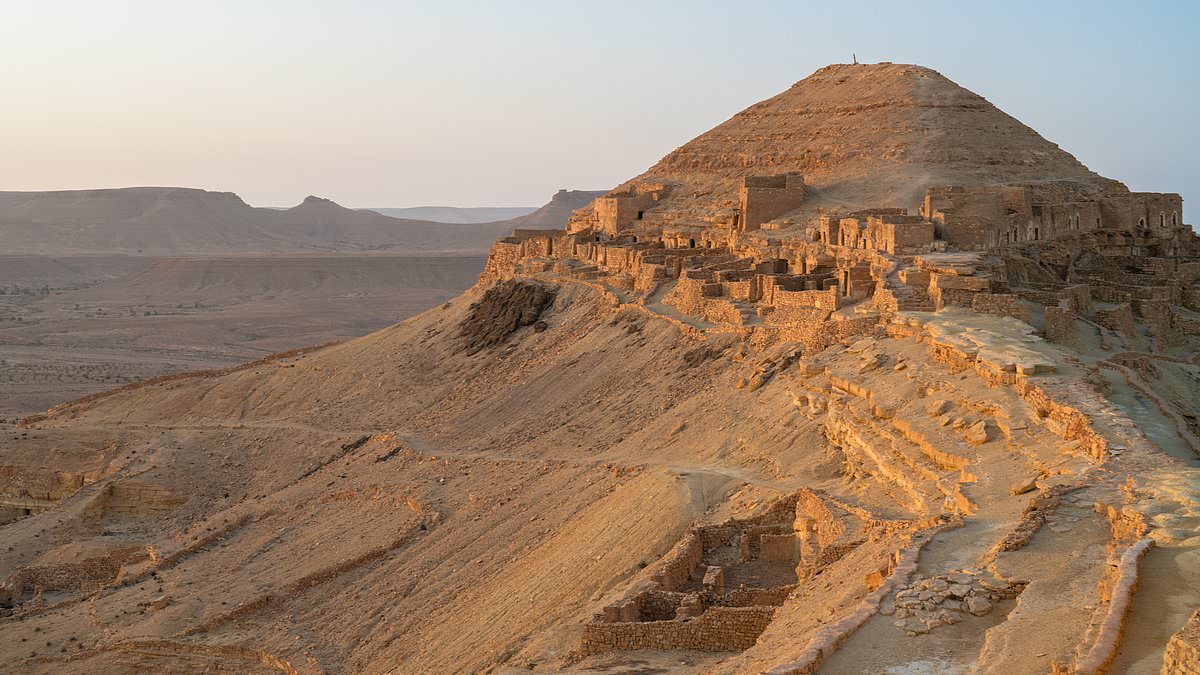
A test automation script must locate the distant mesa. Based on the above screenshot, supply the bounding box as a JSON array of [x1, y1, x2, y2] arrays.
[[367, 205, 539, 225], [0, 187, 604, 255]]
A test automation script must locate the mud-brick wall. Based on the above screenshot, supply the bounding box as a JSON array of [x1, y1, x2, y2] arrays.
[[1163, 609, 1200, 674], [580, 606, 776, 654]]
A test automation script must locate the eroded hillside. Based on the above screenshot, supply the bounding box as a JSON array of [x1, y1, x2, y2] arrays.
[[2, 62, 1199, 674], [1, 275, 1196, 673]]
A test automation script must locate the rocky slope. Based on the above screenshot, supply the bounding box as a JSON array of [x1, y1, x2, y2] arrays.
[[0, 278, 1195, 673], [600, 63, 1125, 218]]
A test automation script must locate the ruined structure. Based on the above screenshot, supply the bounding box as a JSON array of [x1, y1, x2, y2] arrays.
[[2, 62, 1198, 674], [476, 62, 1200, 672], [483, 63, 1196, 357]]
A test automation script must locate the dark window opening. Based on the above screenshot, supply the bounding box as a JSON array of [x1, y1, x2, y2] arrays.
[[688, 238, 696, 249], [1033, 227, 1039, 240], [636, 211, 644, 220]]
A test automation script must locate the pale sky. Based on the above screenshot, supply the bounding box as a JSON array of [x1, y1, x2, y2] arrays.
[[2, 1, 1197, 210]]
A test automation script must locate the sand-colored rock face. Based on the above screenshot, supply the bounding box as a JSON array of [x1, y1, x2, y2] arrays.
[[1, 63, 1198, 673]]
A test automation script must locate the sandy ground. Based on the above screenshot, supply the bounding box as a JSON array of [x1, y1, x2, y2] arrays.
[[1, 280, 1195, 673]]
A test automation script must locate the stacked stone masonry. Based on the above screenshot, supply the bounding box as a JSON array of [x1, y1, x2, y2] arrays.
[[1164, 609, 1200, 675], [582, 495, 808, 655], [483, 171, 1195, 363]]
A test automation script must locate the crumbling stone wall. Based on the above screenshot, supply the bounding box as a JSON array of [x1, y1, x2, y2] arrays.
[[771, 286, 840, 312], [480, 241, 523, 284], [1095, 303, 1135, 337], [725, 585, 797, 607], [595, 188, 662, 235], [1091, 285, 1134, 304], [794, 489, 846, 552], [759, 533, 799, 562], [650, 532, 702, 591], [922, 185, 1032, 249], [603, 589, 684, 622], [739, 173, 805, 231], [1163, 609, 1200, 675], [580, 605, 776, 654], [929, 273, 990, 310], [8, 545, 148, 596], [1045, 306, 1075, 343], [971, 293, 1032, 323]]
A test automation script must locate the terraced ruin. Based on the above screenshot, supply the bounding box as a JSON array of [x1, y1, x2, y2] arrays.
[[1, 62, 1198, 673]]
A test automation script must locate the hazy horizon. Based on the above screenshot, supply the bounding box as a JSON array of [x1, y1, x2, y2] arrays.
[[3, 1, 1197, 212]]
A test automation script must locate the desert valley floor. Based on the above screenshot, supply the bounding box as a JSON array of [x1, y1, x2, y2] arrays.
[[0, 253, 485, 417]]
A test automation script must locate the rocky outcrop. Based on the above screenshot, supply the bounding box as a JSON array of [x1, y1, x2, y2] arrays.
[[458, 280, 556, 352]]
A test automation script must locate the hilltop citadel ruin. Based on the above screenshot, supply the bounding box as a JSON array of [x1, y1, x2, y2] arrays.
[[479, 63, 1200, 673], [1, 62, 1199, 674], [486, 63, 1195, 356]]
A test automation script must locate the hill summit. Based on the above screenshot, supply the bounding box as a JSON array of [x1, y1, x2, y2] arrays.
[[591, 62, 1123, 220]]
